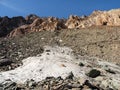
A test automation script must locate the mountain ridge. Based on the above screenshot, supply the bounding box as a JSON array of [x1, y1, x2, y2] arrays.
[[0, 8, 120, 37]]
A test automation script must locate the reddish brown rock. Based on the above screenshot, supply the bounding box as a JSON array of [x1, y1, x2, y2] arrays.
[[8, 25, 30, 37], [8, 17, 67, 37], [4, 9, 120, 37]]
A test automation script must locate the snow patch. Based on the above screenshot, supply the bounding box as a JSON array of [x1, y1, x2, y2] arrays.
[[0, 46, 120, 88], [0, 46, 87, 83]]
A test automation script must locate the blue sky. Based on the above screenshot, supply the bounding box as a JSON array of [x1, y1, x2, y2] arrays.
[[0, 0, 120, 18]]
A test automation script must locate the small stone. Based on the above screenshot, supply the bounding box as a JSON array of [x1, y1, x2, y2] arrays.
[[66, 72, 74, 80], [41, 38, 45, 40], [46, 77, 55, 80], [61, 64, 66, 67], [79, 62, 84, 67], [105, 69, 116, 74], [71, 83, 81, 88], [94, 76, 103, 81], [45, 50, 51, 52], [28, 81, 36, 87], [87, 69, 101, 78], [0, 59, 13, 67], [52, 84, 65, 90], [78, 78, 86, 85], [82, 85, 90, 90], [72, 88, 80, 90], [59, 39, 63, 42], [17, 84, 26, 89], [83, 80, 99, 90], [43, 85, 49, 90]]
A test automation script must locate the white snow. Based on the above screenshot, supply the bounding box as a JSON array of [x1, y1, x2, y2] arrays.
[[0, 46, 87, 83]]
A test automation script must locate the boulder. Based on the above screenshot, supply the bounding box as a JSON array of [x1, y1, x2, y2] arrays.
[[86, 69, 101, 78], [0, 59, 13, 67]]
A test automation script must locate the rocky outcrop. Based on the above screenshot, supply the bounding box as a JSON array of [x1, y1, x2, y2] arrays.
[[30, 17, 67, 31], [66, 9, 120, 29], [8, 25, 30, 37], [8, 17, 67, 37], [89, 9, 120, 26], [0, 14, 40, 37], [65, 15, 87, 28], [0, 16, 26, 37], [1, 9, 120, 37], [25, 14, 39, 24]]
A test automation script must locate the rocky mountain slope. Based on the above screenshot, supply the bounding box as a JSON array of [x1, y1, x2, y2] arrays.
[[0, 9, 120, 37], [0, 16, 26, 37], [0, 9, 120, 90], [0, 26, 120, 90]]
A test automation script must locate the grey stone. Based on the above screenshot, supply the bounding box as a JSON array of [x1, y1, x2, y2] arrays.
[[0, 59, 13, 67], [87, 69, 101, 78]]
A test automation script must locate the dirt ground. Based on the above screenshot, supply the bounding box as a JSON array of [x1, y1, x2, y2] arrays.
[[0, 26, 120, 71]]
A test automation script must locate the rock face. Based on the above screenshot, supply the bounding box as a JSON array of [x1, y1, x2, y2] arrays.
[[8, 25, 30, 37], [66, 9, 120, 29], [90, 9, 120, 26], [66, 15, 80, 29], [8, 17, 67, 37], [30, 17, 67, 32], [0, 16, 26, 37], [25, 14, 39, 24]]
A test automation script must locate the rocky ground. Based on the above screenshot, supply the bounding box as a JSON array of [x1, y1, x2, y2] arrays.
[[0, 8, 120, 90], [0, 26, 120, 90], [0, 76, 115, 90], [0, 26, 120, 71], [0, 46, 120, 90]]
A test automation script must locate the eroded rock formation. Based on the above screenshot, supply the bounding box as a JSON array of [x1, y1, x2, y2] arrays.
[[8, 17, 67, 37], [1, 9, 120, 37], [0, 16, 26, 37], [66, 9, 120, 29]]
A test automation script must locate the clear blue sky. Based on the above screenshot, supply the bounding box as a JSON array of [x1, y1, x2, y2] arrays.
[[0, 0, 120, 18]]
